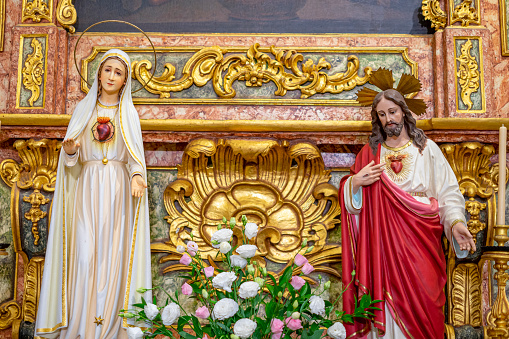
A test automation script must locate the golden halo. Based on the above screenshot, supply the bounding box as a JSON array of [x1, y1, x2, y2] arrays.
[[73, 19, 157, 94]]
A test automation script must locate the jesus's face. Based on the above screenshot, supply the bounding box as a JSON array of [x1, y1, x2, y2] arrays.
[[376, 97, 405, 137]]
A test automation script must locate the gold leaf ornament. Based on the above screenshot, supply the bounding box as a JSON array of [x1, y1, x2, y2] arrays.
[[131, 43, 372, 100], [21, 38, 45, 107]]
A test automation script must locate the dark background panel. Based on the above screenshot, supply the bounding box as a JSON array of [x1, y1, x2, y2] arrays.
[[75, 0, 433, 34]]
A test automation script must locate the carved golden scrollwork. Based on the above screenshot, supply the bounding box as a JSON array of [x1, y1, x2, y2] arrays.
[[23, 190, 50, 246], [0, 139, 61, 191], [22, 0, 52, 23], [451, 263, 482, 326], [22, 38, 45, 107], [132, 43, 372, 100], [22, 257, 44, 323], [56, 0, 76, 33], [456, 39, 480, 111], [440, 142, 501, 199], [421, 0, 447, 30], [464, 198, 486, 242], [0, 301, 22, 330], [153, 139, 341, 279], [451, 0, 480, 27]]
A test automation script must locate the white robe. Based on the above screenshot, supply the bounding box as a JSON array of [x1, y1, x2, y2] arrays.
[[344, 139, 467, 339]]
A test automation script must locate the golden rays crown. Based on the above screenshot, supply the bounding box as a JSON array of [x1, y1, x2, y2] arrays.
[[356, 68, 427, 115]]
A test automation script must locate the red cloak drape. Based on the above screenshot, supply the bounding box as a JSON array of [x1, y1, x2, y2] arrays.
[[340, 144, 446, 339]]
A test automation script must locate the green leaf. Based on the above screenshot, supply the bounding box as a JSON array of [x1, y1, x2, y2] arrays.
[[192, 317, 203, 337], [179, 331, 197, 339], [301, 328, 324, 339]]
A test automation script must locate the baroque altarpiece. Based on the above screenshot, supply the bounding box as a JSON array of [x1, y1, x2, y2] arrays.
[[0, 0, 508, 338]]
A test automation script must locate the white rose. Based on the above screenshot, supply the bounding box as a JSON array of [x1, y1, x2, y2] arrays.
[[231, 255, 247, 269], [211, 229, 233, 248], [161, 302, 180, 326], [244, 223, 259, 240], [127, 327, 144, 339], [212, 271, 237, 292], [144, 303, 159, 320], [220, 241, 232, 254], [233, 318, 257, 339], [176, 245, 185, 253], [238, 281, 260, 299], [212, 298, 239, 320], [309, 295, 326, 317], [236, 245, 258, 259], [327, 322, 347, 339]]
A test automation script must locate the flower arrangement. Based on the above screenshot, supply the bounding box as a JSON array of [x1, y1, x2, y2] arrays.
[[120, 216, 379, 339]]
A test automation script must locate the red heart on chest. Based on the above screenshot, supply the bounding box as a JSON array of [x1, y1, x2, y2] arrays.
[[390, 160, 403, 174], [97, 123, 111, 141]]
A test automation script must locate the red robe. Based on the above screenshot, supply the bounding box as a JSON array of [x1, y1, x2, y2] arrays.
[[340, 144, 446, 339]]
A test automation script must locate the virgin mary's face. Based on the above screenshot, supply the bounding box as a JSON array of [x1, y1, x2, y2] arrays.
[[98, 58, 127, 96]]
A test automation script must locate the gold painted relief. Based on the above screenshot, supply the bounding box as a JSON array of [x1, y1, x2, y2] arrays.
[[23, 190, 50, 246], [451, 263, 482, 327], [22, 257, 44, 323], [16, 35, 48, 109], [22, 0, 53, 23], [22, 38, 45, 107], [0, 139, 61, 332], [464, 198, 486, 242], [81, 45, 417, 106], [153, 139, 341, 280], [421, 0, 447, 30], [56, 0, 76, 33], [456, 40, 479, 111], [454, 37, 485, 114], [450, 0, 481, 27]]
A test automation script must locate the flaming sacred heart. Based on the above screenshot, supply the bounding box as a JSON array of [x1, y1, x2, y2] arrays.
[[387, 154, 407, 174]]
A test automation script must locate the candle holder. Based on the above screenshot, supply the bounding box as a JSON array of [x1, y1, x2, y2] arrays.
[[481, 224, 509, 339]]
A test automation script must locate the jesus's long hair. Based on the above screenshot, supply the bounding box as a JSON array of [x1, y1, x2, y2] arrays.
[[368, 89, 427, 155]]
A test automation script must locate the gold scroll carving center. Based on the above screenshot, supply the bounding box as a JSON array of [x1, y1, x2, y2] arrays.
[[23, 189, 49, 246], [22, 0, 51, 23], [56, 0, 77, 33], [456, 39, 480, 111], [452, 0, 479, 27], [22, 38, 45, 107]]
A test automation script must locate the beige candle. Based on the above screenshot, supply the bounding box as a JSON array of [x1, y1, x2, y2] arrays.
[[498, 124, 507, 225]]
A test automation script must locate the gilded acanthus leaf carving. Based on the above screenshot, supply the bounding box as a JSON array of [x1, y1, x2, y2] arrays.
[[132, 43, 372, 100], [22, 0, 51, 23], [451, 0, 480, 27], [421, 0, 447, 30], [0, 301, 21, 329], [464, 198, 486, 242], [451, 263, 482, 326], [153, 139, 341, 280], [440, 142, 500, 198], [456, 39, 480, 111], [22, 38, 45, 107], [56, 0, 76, 33], [0, 139, 61, 191], [22, 257, 44, 322]]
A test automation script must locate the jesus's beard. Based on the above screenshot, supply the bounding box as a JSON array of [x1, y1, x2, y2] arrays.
[[383, 121, 404, 137]]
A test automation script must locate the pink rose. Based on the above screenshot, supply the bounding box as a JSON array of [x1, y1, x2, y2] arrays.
[[290, 276, 306, 290], [285, 317, 303, 331], [294, 254, 308, 266], [188, 250, 197, 257], [301, 263, 315, 275], [203, 266, 214, 278], [181, 282, 192, 295], [195, 306, 210, 319], [180, 253, 192, 266], [271, 333, 282, 339], [187, 241, 198, 253], [271, 318, 284, 333]]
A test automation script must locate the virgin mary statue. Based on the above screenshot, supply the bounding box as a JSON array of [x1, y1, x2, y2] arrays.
[[35, 49, 152, 338]]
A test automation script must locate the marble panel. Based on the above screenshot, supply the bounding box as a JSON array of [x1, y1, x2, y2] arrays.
[[0, 178, 14, 305]]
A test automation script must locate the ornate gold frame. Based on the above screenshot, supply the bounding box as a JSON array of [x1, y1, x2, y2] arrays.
[[15, 34, 49, 109], [500, 0, 509, 56], [453, 36, 486, 114], [79, 45, 418, 106]]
